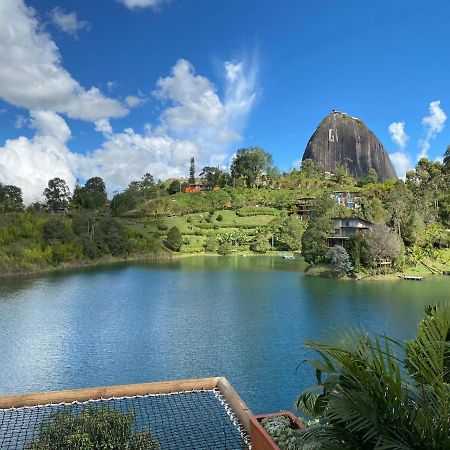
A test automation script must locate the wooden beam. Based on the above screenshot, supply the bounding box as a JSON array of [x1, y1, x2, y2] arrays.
[[217, 377, 253, 433], [0, 377, 221, 409]]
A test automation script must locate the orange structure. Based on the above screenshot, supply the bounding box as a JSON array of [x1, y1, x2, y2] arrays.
[[184, 183, 205, 193], [184, 183, 222, 193]]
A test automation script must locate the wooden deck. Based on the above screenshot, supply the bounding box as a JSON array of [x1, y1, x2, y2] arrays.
[[401, 275, 424, 281]]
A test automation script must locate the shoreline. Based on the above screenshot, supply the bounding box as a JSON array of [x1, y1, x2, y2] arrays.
[[0, 251, 276, 279], [0, 252, 172, 279], [2, 251, 448, 283]]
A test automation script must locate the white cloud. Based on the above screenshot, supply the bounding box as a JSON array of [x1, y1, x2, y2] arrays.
[[1, 57, 258, 202], [418, 100, 447, 159], [0, 0, 127, 121], [125, 95, 147, 107], [77, 131, 199, 192], [117, 0, 166, 10], [388, 121, 409, 150], [390, 151, 413, 179], [82, 58, 258, 191], [14, 114, 28, 129], [107, 81, 118, 92], [94, 119, 113, 136], [0, 111, 77, 203], [50, 7, 89, 36]]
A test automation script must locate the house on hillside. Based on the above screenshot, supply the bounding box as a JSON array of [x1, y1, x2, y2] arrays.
[[184, 183, 222, 193], [332, 191, 360, 210], [184, 183, 205, 193], [327, 217, 373, 247], [297, 197, 315, 220]]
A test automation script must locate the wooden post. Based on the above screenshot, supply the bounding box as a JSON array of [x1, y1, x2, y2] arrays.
[[217, 377, 253, 434]]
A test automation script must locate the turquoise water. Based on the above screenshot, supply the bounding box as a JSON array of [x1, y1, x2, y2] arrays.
[[0, 256, 449, 413]]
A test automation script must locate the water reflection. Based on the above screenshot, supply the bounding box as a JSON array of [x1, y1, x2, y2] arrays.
[[0, 256, 447, 413]]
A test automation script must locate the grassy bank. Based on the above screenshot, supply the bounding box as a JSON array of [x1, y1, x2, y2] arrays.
[[0, 250, 171, 278]]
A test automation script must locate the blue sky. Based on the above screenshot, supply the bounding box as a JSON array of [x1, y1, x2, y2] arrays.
[[1, 0, 450, 202]]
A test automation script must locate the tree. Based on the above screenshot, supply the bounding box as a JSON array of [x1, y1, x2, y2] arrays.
[[230, 147, 274, 187], [167, 180, 182, 195], [295, 302, 450, 449], [204, 235, 219, 252], [386, 180, 414, 236], [96, 217, 129, 255], [42, 219, 72, 246], [360, 197, 386, 223], [327, 245, 353, 276], [0, 184, 23, 212], [271, 215, 306, 251], [365, 223, 404, 267], [72, 177, 107, 210], [166, 226, 182, 251], [250, 231, 271, 253], [218, 241, 232, 255], [368, 168, 378, 184], [189, 157, 196, 184], [199, 167, 230, 188], [444, 145, 450, 172], [347, 232, 369, 269], [43, 178, 71, 212], [300, 158, 316, 178], [301, 192, 336, 263], [26, 406, 160, 450], [85, 177, 107, 209], [141, 172, 155, 192], [110, 191, 136, 216]]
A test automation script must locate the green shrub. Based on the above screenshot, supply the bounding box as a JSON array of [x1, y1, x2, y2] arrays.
[[236, 206, 278, 217], [166, 226, 182, 251], [261, 415, 304, 449], [204, 235, 219, 252], [26, 406, 160, 450], [42, 219, 72, 246], [216, 214, 223, 221], [218, 241, 232, 255]]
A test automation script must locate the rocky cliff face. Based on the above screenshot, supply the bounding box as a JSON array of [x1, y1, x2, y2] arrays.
[[302, 111, 397, 180]]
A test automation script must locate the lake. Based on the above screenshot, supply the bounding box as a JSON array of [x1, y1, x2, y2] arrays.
[[0, 255, 449, 414]]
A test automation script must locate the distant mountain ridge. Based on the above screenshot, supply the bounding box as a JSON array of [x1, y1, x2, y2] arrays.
[[302, 110, 397, 180]]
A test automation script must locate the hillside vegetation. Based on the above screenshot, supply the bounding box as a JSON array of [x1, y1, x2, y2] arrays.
[[1, 147, 449, 277]]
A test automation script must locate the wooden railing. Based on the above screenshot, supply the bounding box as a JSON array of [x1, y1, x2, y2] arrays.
[[0, 376, 253, 433]]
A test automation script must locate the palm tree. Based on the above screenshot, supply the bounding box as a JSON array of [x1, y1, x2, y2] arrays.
[[295, 302, 450, 449]]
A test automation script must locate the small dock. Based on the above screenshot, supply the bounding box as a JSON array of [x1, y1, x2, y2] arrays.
[[401, 275, 424, 281]]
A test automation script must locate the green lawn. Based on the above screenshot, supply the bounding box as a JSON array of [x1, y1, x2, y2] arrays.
[[121, 209, 279, 254]]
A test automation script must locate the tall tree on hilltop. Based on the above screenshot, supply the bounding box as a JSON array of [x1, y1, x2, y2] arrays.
[[85, 177, 107, 209], [189, 157, 196, 184], [44, 178, 71, 212], [199, 166, 231, 188], [72, 177, 107, 210], [230, 147, 274, 187]]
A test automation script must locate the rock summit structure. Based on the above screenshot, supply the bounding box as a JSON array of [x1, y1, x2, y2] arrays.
[[302, 110, 397, 180]]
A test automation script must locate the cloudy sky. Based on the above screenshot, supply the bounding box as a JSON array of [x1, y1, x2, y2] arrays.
[[1, 0, 450, 202]]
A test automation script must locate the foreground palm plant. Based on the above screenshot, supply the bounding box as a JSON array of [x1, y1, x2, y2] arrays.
[[295, 302, 450, 449]]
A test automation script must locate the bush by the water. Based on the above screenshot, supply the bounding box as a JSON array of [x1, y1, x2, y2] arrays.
[[165, 226, 182, 251]]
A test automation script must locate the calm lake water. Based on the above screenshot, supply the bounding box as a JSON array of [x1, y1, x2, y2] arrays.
[[0, 255, 449, 413]]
